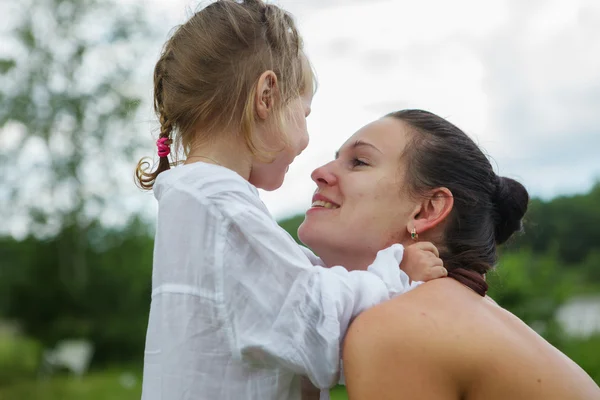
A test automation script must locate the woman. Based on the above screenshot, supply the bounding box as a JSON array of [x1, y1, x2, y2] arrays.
[[299, 110, 600, 399]]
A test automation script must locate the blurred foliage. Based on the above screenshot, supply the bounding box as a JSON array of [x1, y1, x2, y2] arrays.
[[486, 250, 576, 326], [278, 215, 305, 244], [0, 334, 42, 386], [557, 335, 600, 384], [0, 366, 142, 400], [507, 183, 600, 267], [0, 217, 153, 365]]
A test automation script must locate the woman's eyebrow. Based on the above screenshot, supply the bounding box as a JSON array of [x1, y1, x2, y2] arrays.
[[335, 140, 382, 159]]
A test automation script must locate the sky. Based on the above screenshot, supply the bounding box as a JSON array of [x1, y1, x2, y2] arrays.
[[2, 0, 600, 237], [131, 0, 600, 220]]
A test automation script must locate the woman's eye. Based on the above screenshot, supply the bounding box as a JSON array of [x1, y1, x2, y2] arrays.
[[351, 158, 369, 167]]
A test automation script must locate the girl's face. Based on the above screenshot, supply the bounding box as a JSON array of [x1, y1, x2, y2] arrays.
[[249, 90, 312, 191]]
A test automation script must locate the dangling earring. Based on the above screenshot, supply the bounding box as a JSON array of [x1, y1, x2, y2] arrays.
[[411, 228, 418, 240]]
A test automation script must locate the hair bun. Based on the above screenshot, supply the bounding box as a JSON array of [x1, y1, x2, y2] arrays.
[[493, 176, 529, 245]]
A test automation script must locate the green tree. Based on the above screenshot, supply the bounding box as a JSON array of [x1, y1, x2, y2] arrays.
[[509, 182, 600, 266], [278, 214, 305, 244], [1, 217, 154, 363], [0, 0, 152, 293], [0, 0, 156, 363], [487, 250, 577, 328]]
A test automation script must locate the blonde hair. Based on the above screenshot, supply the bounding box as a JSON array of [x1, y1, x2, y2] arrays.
[[135, 0, 314, 190]]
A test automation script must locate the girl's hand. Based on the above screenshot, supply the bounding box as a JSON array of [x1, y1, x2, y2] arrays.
[[401, 242, 447, 282]]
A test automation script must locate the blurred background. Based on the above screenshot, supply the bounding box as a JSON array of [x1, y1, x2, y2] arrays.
[[0, 0, 599, 398]]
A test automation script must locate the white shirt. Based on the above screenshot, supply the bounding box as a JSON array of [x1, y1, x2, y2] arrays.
[[141, 162, 418, 400]]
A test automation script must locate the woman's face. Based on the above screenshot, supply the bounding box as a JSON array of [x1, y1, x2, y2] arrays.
[[298, 117, 418, 268]]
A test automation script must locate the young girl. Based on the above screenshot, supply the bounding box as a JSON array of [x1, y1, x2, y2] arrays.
[[135, 1, 446, 399]]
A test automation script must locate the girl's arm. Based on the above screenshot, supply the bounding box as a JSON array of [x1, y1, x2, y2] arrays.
[[299, 246, 326, 267], [221, 206, 419, 389]]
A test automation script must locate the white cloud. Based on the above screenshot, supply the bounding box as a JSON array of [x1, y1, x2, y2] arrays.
[[478, 0, 600, 198], [4, 0, 599, 236], [130, 0, 600, 219], [262, 0, 509, 217]]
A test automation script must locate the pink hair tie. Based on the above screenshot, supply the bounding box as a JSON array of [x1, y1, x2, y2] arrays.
[[156, 137, 171, 158]]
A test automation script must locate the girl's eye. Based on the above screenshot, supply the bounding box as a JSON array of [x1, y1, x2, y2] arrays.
[[351, 158, 369, 168]]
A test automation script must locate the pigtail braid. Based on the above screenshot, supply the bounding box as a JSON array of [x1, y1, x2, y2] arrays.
[[134, 52, 174, 190]]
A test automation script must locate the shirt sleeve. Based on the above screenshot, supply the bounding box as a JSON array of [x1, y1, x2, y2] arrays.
[[220, 205, 416, 389], [299, 245, 326, 267]]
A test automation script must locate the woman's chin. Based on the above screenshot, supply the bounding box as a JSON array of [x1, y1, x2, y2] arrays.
[[297, 222, 309, 246], [298, 220, 339, 255], [297, 220, 321, 249]]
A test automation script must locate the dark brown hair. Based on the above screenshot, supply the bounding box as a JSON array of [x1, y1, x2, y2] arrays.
[[135, 0, 313, 190], [388, 109, 529, 296]]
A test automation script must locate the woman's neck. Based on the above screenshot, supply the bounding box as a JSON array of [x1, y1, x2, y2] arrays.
[[313, 238, 413, 271], [186, 133, 252, 180], [315, 247, 378, 271]]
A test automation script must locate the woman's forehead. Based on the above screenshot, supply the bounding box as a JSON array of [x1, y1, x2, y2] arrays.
[[339, 118, 410, 155]]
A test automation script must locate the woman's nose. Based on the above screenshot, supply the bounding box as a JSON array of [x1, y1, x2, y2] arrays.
[[311, 162, 337, 187]]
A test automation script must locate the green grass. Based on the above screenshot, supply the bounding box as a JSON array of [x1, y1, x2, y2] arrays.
[[0, 368, 346, 400], [0, 367, 142, 400], [329, 384, 348, 400], [0, 333, 42, 386]]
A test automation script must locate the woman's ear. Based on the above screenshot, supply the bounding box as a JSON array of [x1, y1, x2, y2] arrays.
[[255, 70, 278, 120], [408, 187, 454, 237]]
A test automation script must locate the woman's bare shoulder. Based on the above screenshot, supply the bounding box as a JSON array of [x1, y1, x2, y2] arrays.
[[343, 278, 494, 367], [342, 279, 477, 398], [355, 278, 486, 328]]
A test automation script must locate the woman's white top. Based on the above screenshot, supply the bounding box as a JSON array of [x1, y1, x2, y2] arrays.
[[141, 162, 418, 400]]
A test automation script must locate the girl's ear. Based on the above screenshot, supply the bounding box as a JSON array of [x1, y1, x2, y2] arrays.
[[255, 70, 278, 120]]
